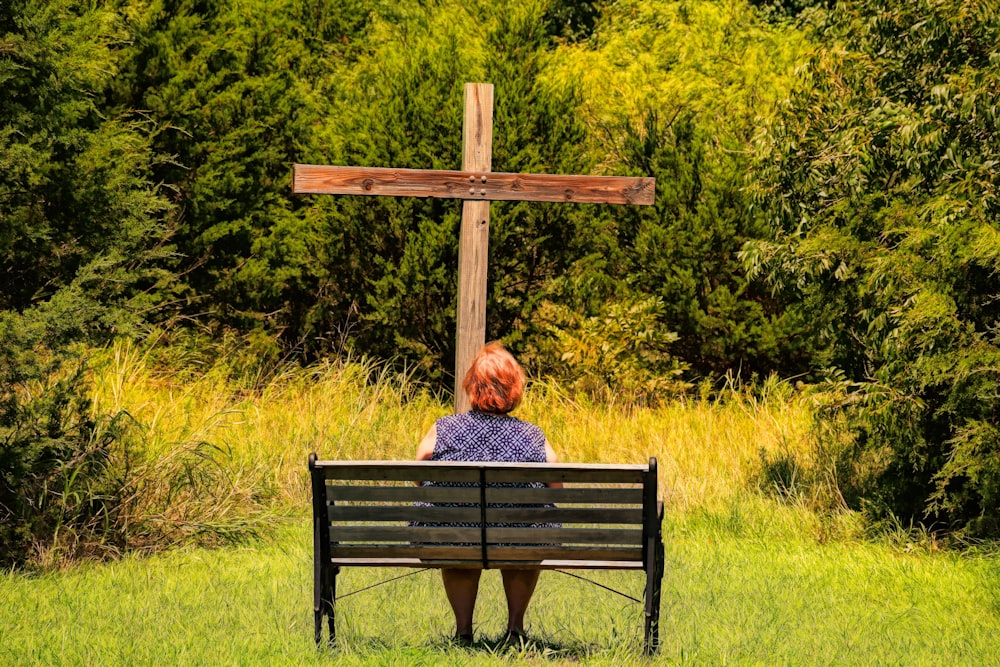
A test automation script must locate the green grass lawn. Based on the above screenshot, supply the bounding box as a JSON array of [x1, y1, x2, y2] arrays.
[[3, 512, 999, 666], [8, 350, 998, 664]]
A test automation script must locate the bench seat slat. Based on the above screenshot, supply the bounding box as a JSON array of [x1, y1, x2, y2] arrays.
[[329, 506, 645, 525], [328, 558, 646, 570], [486, 468, 644, 484], [316, 461, 648, 485], [488, 546, 642, 562], [328, 544, 643, 562], [330, 526, 643, 546], [326, 485, 480, 503], [329, 506, 481, 523], [486, 507, 642, 523], [330, 545, 482, 560], [487, 527, 641, 545], [314, 460, 648, 473], [322, 467, 479, 483], [333, 526, 481, 542], [495, 559, 645, 570], [330, 507, 644, 525], [327, 485, 645, 506], [484, 487, 643, 504], [330, 558, 483, 568]]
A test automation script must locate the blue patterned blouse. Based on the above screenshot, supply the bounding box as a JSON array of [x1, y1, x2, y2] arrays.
[[413, 411, 558, 531], [430, 411, 547, 464]]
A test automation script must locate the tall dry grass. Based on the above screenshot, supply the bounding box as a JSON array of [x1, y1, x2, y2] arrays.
[[520, 377, 815, 514], [84, 340, 820, 553]]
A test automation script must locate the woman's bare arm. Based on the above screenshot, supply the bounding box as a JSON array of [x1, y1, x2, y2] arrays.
[[413, 424, 437, 486], [415, 423, 437, 461]]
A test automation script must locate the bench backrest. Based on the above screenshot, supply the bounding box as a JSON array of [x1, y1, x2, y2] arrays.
[[309, 457, 660, 570]]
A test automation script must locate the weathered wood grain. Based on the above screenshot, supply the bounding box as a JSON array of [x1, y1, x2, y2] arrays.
[[327, 557, 646, 570], [328, 544, 482, 560], [454, 83, 494, 413], [485, 506, 643, 523], [293, 164, 655, 206], [486, 527, 643, 545], [484, 486, 644, 504], [332, 526, 482, 543], [325, 485, 480, 503], [328, 505, 481, 523]]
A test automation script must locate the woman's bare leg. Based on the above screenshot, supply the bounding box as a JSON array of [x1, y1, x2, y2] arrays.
[[501, 568, 541, 633], [441, 568, 482, 636]]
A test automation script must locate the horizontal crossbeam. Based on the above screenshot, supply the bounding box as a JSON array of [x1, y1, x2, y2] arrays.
[[293, 164, 655, 205]]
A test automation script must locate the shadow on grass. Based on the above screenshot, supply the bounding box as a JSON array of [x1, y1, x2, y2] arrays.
[[426, 632, 603, 661]]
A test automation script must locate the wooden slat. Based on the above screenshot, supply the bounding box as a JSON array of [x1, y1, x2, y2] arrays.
[[485, 487, 643, 504], [330, 558, 483, 568], [487, 527, 641, 545], [322, 466, 479, 483], [486, 467, 644, 484], [477, 461, 648, 474], [330, 544, 642, 564], [331, 506, 642, 525], [328, 558, 645, 570], [332, 526, 481, 543], [487, 545, 643, 562], [485, 507, 642, 524], [329, 506, 481, 523], [314, 460, 649, 473], [294, 165, 655, 206], [499, 559, 645, 571], [326, 485, 480, 504], [329, 545, 482, 560]]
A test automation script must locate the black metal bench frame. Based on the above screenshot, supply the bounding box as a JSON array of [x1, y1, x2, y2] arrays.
[[309, 454, 665, 654]]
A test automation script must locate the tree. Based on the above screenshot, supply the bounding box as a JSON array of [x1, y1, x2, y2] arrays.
[[1, 0, 174, 564], [743, 0, 1000, 536], [540, 0, 815, 378], [1, 1, 173, 317], [111, 0, 370, 357]]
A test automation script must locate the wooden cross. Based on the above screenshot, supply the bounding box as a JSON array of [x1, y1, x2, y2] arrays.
[[294, 83, 655, 413]]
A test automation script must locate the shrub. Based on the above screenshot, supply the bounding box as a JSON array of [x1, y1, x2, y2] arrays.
[[524, 295, 691, 405], [743, 0, 1000, 536]]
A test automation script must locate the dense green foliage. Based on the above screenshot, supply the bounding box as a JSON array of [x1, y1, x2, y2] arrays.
[[5, 0, 1000, 561], [3, 0, 808, 378], [745, 0, 1000, 536], [1, 1, 173, 316], [101, 0, 813, 383], [112, 0, 370, 357], [0, 0, 173, 565], [305, 1, 601, 376], [542, 0, 812, 378]]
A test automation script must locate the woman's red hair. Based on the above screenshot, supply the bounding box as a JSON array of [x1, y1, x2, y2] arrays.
[[463, 342, 526, 414]]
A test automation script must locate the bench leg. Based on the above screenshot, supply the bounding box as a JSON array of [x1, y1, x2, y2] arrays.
[[314, 564, 337, 647], [643, 539, 664, 655], [327, 568, 338, 645]]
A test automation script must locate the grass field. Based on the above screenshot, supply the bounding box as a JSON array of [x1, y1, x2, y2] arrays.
[[4, 343, 999, 664], [3, 515, 1000, 666]]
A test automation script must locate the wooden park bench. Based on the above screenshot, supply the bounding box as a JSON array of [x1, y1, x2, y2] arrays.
[[308, 454, 665, 654]]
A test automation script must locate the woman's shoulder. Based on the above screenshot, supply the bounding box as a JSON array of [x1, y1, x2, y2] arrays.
[[435, 413, 463, 426], [440, 411, 543, 437], [497, 414, 545, 442], [434, 412, 478, 437], [432, 413, 460, 433]]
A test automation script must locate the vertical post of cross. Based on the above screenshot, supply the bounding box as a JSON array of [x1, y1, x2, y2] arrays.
[[455, 83, 494, 413]]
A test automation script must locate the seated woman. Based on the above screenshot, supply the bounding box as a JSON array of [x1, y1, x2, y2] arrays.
[[415, 342, 560, 645]]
